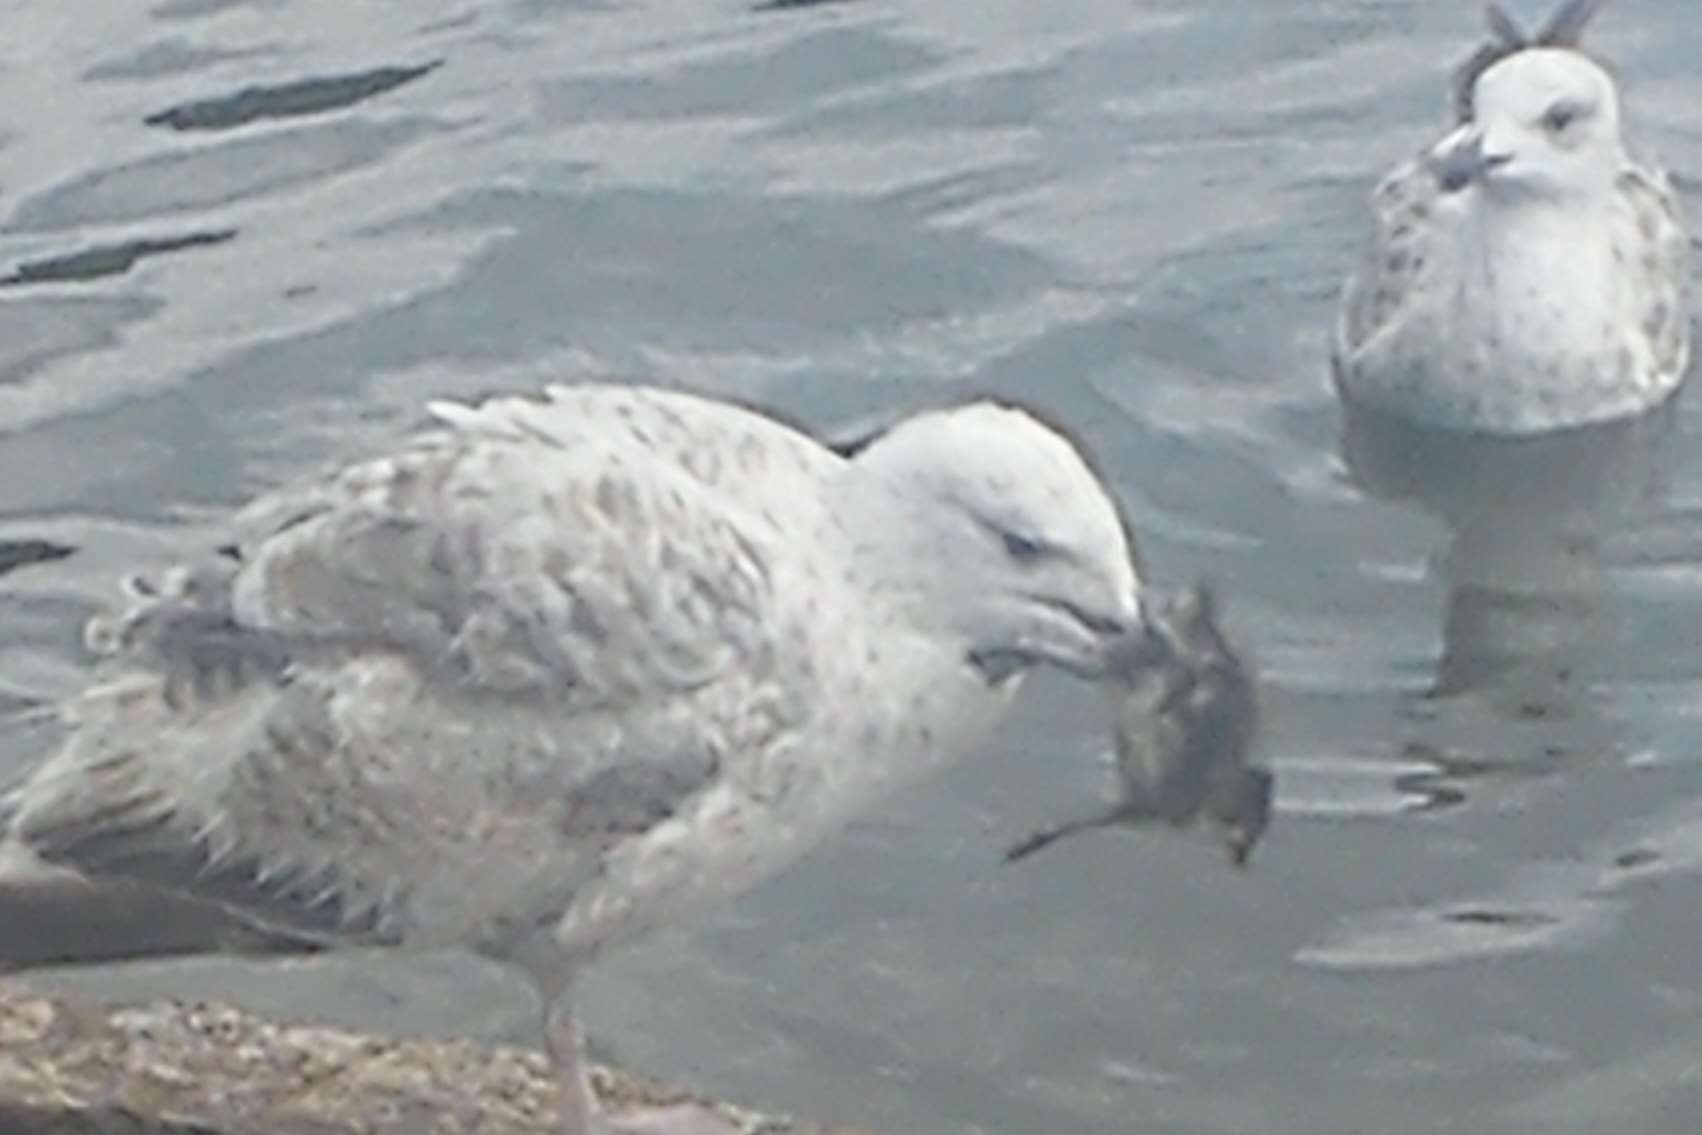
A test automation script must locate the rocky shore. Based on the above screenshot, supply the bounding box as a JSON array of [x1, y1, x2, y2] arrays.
[[0, 983, 871, 1135]]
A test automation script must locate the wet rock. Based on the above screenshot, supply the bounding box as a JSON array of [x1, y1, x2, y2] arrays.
[[0, 984, 873, 1135]]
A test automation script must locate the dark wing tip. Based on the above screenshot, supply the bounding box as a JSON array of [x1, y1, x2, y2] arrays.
[[1452, 0, 1606, 123], [0, 863, 322, 969], [1537, 0, 1607, 46], [822, 414, 896, 458], [23, 802, 389, 950], [1484, 3, 1529, 48], [1452, 42, 1514, 121]]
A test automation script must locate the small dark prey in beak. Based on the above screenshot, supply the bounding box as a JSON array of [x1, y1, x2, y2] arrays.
[[1005, 581, 1273, 870]]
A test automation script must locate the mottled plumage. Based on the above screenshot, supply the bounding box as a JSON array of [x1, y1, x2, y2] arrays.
[[2, 382, 1152, 1135], [1334, 0, 1690, 435]]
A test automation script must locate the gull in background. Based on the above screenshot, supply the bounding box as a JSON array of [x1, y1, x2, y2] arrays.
[[0, 382, 1161, 1135], [1333, 0, 1690, 436]]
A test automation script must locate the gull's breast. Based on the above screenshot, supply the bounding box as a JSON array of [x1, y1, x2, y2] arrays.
[[1385, 205, 1661, 433]]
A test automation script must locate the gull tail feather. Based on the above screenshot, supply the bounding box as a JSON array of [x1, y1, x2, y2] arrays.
[[2, 666, 410, 969], [1484, 3, 1529, 47], [0, 838, 319, 970], [1536, 0, 1606, 46], [10, 744, 397, 960]]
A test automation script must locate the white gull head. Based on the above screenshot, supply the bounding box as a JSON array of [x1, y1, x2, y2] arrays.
[[1433, 47, 1625, 202], [847, 401, 1143, 681]]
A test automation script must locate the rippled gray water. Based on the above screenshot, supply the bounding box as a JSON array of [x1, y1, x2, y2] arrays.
[[3, 1, 1702, 1132]]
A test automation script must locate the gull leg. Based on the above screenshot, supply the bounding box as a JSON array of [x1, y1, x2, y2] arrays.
[[546, 991, 740, 1135], [546, 994, 601, 1135]]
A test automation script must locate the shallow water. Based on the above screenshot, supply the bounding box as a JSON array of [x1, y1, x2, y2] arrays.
[[3, 1, 1702, 1132]]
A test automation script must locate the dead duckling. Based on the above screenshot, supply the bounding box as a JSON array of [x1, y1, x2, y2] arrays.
[[1006, 582, 1272, 869]]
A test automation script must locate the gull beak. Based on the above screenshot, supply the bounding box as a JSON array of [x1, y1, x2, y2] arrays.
[[1101, 597, 1175, 681], [1028, 590, 1153, 683], [1433, 125, 1514, 191], [979, 587, 1151, 685]]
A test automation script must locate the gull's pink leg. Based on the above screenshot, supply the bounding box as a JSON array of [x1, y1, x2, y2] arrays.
[[546, 994, 740, 1135]]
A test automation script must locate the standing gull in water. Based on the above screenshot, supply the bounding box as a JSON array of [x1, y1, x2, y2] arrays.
[[1331, 0, 1689, 707], [0, 383, 1162, 1135], [1333, 0, 1690, 436]]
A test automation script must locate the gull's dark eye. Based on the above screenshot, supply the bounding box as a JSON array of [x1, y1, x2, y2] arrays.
[[1001, 531, 1049, 563], [1542, 99, 1587, 134]]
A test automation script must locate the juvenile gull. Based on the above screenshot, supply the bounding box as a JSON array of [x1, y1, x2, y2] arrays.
[[1333, 0, 1690, 435], [0, 383, 1156, 1135]]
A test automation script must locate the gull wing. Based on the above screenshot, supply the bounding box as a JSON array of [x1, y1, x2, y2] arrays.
[[9, 394, 818, 954], [1332, 156, 1441, 389], [1617, 161, 1693, 399]]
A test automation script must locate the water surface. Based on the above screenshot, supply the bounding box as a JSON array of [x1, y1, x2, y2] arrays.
[[3, 1, 1701, 1132]]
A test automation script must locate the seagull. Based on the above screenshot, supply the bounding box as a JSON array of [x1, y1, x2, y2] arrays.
[[1333, 0, 1690, 435], [0, 383, 1159, 1135]]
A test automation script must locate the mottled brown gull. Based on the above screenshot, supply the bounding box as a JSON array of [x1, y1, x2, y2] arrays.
[[1333, 0, 1690, 435], [0, 383, 1157, 1135]]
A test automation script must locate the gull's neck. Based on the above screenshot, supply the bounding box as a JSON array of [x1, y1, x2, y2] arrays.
[[824, 462, 1021, 780], [834, 462, 980, 640], [1452, 186, 1622, 318], [1426, 179, 1639, 427], [1465, 180, 1618, 238]]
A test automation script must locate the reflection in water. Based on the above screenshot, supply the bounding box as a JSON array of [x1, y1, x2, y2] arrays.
[[1387, 759, 1469, 814], [1296, 793, 1702, 973], [1339, 392, 1683, 712], [0, 294, 162, 385]]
